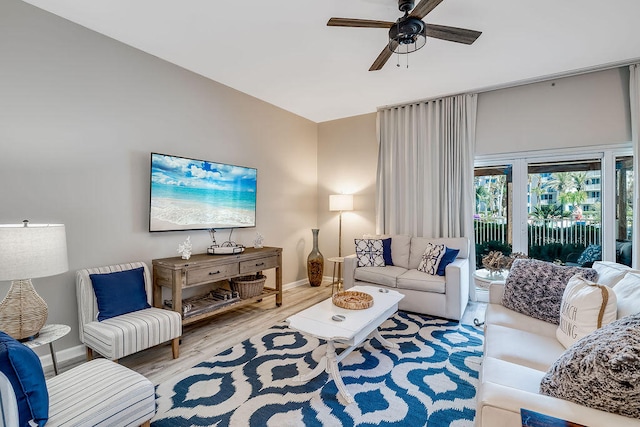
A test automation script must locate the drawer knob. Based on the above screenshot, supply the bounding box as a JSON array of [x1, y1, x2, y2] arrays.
[[256, 262, 265, 267], [209, 270, 221, 275]]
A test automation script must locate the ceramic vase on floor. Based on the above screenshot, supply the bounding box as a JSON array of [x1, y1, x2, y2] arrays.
[[307, 228, 324, 287]]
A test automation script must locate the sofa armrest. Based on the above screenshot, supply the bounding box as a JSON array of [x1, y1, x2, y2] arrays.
[[478, 380, 639, 427], [489, 281, 506, 304], [443, 257, 470, 320], [343, 254, 357, 290]]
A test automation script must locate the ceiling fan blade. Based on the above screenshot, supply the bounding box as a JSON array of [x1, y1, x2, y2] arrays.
[[327, 17, 395, 28], [425, 24, 482, 44], [369, 41, 397, 71], [409, 0, 445, 19]]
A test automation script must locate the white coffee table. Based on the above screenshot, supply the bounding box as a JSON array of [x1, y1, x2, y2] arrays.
[[286, 285, 404, 403]]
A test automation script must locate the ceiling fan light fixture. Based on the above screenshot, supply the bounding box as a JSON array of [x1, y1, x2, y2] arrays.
[[388, 16, 426, 54]]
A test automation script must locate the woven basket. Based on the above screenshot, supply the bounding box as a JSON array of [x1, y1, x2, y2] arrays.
[[332, 290, 374, 310], [231, 274, 267, 299]]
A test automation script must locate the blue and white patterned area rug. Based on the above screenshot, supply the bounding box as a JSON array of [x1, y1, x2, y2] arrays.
[[152, 311, 484, 426]]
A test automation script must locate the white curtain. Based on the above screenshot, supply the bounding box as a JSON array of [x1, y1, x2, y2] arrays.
[[630, 64, 640, 269], [376, 93, 478, 298], [376, 93, 477, 239]]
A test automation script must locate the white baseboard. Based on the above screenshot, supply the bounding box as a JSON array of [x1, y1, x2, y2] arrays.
[[40, 344, 86, 375]]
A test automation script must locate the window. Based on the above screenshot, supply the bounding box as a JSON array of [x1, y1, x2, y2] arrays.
[[475, 145, 632, 269]]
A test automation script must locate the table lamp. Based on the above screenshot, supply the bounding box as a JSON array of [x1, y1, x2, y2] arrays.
[[0, 221, 68, 340], [329, 194, 354, 283]]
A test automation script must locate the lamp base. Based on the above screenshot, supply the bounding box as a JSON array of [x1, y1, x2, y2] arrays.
[[0, 279, 48, 340]]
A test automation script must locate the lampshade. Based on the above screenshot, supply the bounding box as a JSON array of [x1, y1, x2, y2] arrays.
[[0, 221, 68, 340], [0, 222, 68, 281], [329, 194, 354, 212]]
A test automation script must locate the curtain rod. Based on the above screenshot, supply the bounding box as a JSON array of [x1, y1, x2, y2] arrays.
[[378, 57, 640, 111]]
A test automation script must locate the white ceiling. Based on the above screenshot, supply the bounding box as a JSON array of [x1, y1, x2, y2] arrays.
[[21, 0, 640, 123]]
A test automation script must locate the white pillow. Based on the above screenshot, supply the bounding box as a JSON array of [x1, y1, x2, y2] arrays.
[[592, 261, 630, 287], [556, 275, 617, 349], [417, 243, 445, 275], [611, 271, 640, 319]]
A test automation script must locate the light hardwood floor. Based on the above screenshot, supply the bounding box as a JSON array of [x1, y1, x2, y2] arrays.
[[59, 282, 486, 385]]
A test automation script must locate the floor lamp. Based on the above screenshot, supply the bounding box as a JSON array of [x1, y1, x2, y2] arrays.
[[329, 194, 354, 285], [0, 221, 68, 340]]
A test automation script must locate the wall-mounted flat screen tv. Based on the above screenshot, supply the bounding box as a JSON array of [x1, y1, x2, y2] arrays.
[[149, 153, 257, 232]]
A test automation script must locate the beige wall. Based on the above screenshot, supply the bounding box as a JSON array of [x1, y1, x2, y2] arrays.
[[317, 113, 378, 261], [0, 0, 317, 353], [476, 68, 631, 155]]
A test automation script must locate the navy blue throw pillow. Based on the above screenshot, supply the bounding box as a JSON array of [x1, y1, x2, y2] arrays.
[[0, 331, 49, 427], [382, 238, 393, 266], [90, 267, 150, 321], [436, 247, 460, 276]]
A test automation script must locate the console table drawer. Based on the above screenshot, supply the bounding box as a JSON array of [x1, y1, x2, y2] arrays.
[[187, 263, 238, 286], [240, 255, 279, 275]]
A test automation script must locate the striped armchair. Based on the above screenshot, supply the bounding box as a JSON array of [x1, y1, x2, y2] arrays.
[[76, 262, 182, 361]]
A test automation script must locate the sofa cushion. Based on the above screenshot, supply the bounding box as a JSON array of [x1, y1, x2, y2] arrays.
[[354, 266, 405, 288], [484, 303, 558, 338], [90, 267, 151, 321], [484, 324, 566, 371], [0, 331, 48, 427], [556, 275, 617, 349], [593, 261, 630, 287], [612, 271, 640, 319], [354, 239, 386, 267], [397, 269, 446, 293], [540, 313, 640, 419], [436, 247, 460, 276], [46, 358, 155, 426], [390, 235, 411, 269], [501, 259, 597, 325], [417, 243, 446, 275]]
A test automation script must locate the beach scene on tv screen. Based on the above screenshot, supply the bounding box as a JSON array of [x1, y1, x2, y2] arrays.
[[150, 154, 257, 231]]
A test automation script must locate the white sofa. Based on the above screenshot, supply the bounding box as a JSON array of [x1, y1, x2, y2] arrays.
[[344, 235, 470, 321], [476, 261, 640, 427]]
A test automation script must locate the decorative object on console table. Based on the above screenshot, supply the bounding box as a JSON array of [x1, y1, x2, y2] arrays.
[[329, 194, 353, 282], [177, 236, 192, 260], [231, 274, 267, 299], [307, 228, 324, 287], [0, 221, 68, 340], [253, 232, 264, 248]]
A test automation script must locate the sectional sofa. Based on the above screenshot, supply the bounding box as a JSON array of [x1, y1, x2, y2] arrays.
[[476, 260, 640, 427]]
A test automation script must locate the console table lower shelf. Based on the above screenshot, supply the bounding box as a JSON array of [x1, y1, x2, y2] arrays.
[[152, 247, 283, 326]]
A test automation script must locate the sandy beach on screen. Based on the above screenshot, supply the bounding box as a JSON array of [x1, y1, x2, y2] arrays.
[[150, 198, 254, 231]]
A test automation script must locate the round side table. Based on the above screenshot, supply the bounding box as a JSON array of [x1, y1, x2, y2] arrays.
[[473, 268, 508, 290], [23, 324, 71, 375], [327, 256, 345, 294]]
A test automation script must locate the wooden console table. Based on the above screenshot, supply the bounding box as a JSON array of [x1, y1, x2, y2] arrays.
[[152, 247, 282, 326]]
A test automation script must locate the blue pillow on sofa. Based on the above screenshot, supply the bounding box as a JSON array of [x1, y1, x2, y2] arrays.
[[90, 267, 150, 321], [381, 238, 393, 266], [0, 331, 49, 427], [436, 247, 460, 276]]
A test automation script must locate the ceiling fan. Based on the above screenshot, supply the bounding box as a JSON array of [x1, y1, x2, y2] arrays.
[[327, 0, 482, 71]]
